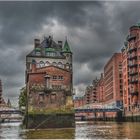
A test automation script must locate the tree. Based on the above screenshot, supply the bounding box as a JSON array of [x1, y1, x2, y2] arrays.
[[19, 86, 26, 109]]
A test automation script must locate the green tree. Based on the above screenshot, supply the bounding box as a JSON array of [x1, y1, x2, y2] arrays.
[[19, 86, 26, 109]]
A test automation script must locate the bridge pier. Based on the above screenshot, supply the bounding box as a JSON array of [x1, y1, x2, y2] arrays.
[[94, 112, 97, 121], [103, 112, 106, 121]]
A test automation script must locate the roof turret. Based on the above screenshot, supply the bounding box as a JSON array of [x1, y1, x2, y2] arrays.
[[63, 39, 71, 53]]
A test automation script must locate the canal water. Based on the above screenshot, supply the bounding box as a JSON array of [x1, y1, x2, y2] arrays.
[[1, 121, 140, 139]]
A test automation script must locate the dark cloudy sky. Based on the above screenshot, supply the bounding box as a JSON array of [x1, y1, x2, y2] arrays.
[[0, 1, 140, 106]]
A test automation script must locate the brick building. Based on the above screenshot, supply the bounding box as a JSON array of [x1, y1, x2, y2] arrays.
[[74, 96, 85, 108], [0, 79, 6, 107], [104, 53, 123, 108], [26, 36, 73, 111], [122, 45, 129, 112], [96, 73, 104, 103], [84, 78, 99, 104], [0, 79, 2, 105], [122, 23, 140, 113]]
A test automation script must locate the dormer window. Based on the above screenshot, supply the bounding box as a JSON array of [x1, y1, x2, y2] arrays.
[[46, 52, 56, 57], [35, 47, 41, 56]]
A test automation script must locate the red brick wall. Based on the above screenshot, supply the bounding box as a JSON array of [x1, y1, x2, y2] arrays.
[[104, 53, 123, 104]]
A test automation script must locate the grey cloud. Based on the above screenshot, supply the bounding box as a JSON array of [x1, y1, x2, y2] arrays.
[[0, 1, 140, 105]]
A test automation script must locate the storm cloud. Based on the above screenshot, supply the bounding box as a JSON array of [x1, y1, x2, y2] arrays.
[[0, 1, 140, 106]]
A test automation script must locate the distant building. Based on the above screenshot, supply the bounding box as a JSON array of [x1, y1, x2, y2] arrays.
[[84, 78, 99, 104], [74, 96, 85, 108], [0, 79, 2, 105], [0, 79, 6, 107], [96, 73, 104, 103], [26, 36, 73, 111], [104, 53, 123, 108], [122, 23, 140, 113]]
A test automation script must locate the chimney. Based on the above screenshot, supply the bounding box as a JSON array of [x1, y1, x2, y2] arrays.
[[58, 41, 63, 48], [34, 39, 40, 48]]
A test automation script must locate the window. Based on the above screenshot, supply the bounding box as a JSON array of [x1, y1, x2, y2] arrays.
[[45, 61, 50, 66], [52, 85, 62, 89], [58, 62, 63, 68], [52, 75, 57, 80], [52, 62, 57, 66], [40, 61, 45, 67], [58, 76, 63, 80], [66, 63, 70, 69], [46, 52, 56, 57], [36, 63, 40, 68], [36, 51, 41, 56]]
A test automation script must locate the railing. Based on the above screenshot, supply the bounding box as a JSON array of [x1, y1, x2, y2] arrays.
[[129, 79, 138, 84], [128, 47, 137, 53], [129, 63, 138, 68], [128, 55, 137, 60], [129, 71, 138, 76], [127, 34, 136, 41]]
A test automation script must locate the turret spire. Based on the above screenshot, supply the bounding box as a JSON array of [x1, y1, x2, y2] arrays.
[[63, 38, 71, 53]]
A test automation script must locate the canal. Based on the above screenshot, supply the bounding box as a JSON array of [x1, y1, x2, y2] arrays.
[[1, 121, 140, 139]]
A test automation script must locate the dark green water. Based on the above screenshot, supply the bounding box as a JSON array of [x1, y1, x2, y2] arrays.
[[1, 121, 140, 139]]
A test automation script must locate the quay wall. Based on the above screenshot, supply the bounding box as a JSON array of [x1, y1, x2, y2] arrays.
[[23, 113, 75, 129]]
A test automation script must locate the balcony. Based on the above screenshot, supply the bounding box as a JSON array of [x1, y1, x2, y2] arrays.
[[129, 79, 138, 84], [129, 63, 138, 68], [127, 34, 136, 42], [128, 55, 137, 60], [128, 47, 137, 53], [129, 72, 138, 76], [130, 90, 138, 96]]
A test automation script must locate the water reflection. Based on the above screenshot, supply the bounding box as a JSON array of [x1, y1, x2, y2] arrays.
[[1, 121, 140, 139], [76, 121, 140, 139]]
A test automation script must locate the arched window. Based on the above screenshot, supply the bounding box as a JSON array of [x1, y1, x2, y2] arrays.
[[58, 62, 63, 68], [36, 63, 40, 68], [52, 62, 57, 66], [32, 59, 36, 64], [45, 61, 50, 66], [66, 63, 70, 69], [70, 64, 72, 70], [40, 61, 45, 67]]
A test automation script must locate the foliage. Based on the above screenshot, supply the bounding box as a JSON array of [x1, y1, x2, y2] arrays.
[[19, 86, 27, 109]]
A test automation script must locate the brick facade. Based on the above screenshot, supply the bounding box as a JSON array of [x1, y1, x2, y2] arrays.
[[74, 96, 85, 108], [104, 53, 123, 108], [0, 79, 2, 105], [96, 73, 104, 103], [26, 36, 73, 111], [122, 24, 140, 114]]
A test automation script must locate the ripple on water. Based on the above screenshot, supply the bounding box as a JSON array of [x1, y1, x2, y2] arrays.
[[1, 121, 140, 139]]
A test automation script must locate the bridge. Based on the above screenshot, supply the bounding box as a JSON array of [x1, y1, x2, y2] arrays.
[[75, 108, 122, 113], [0, 107, 24, 122], [74, 103, 123, 121], [0, 107, 24, 114], [0, 110, 23, 114]]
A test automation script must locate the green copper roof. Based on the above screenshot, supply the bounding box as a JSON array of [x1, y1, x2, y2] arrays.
[[130, 22, 140, 29], [45, 47, 56, 52], [137, 23, 140, 27], [63, 40, 71, 53], [35, 47, 41, 51]]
